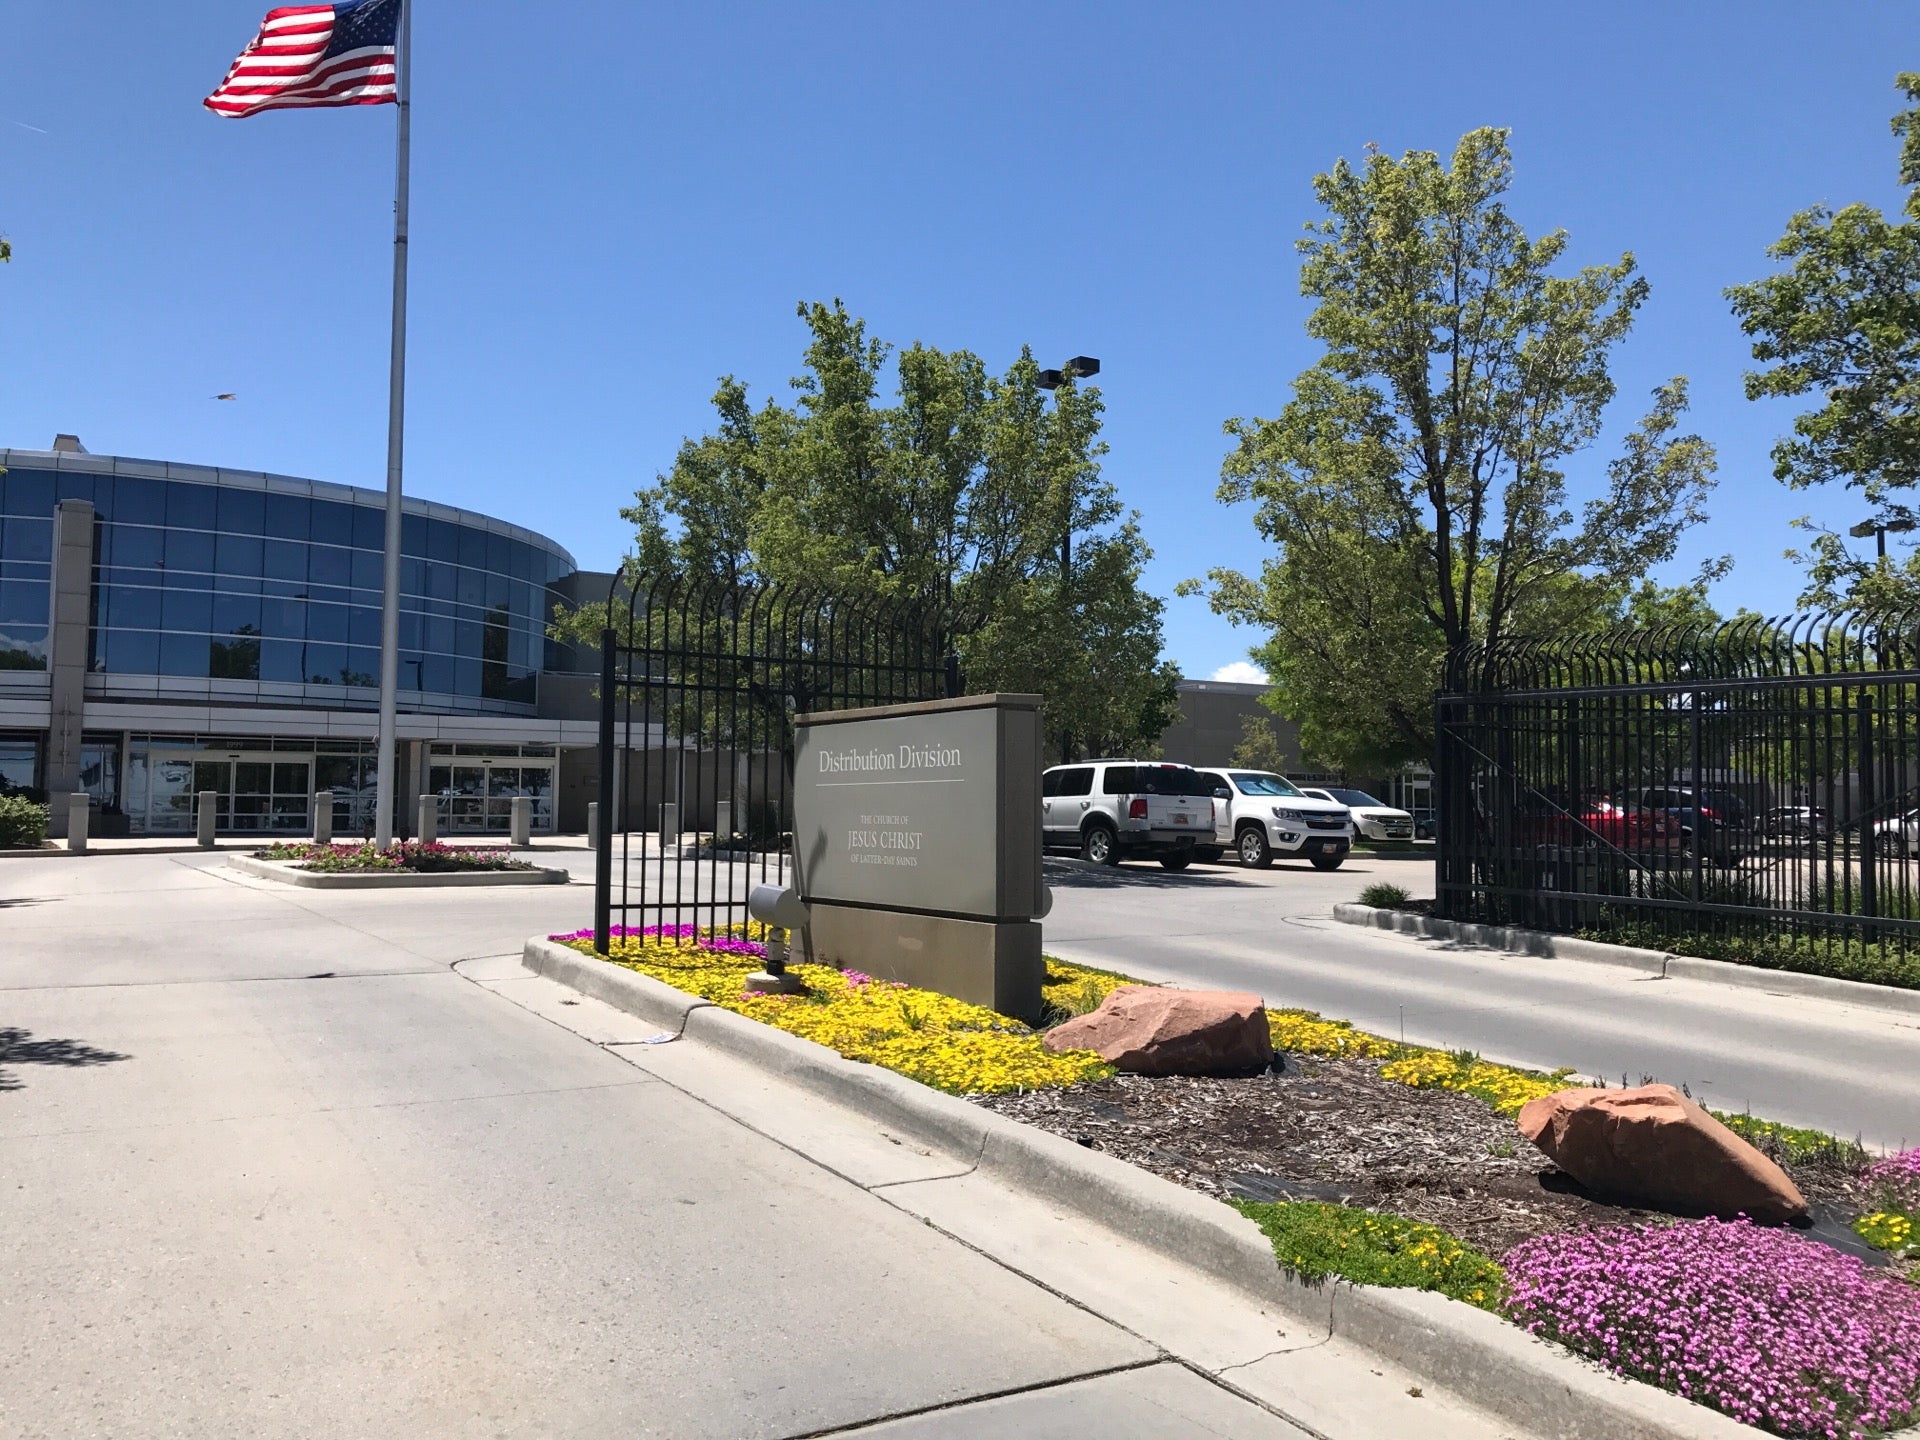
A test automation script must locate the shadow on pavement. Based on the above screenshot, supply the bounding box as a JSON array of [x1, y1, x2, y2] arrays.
[[0, 1027, 131, 1094], [1043, 858, 1244, 890]]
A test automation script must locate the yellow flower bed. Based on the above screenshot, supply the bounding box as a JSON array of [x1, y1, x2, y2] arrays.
[[1379, 1050, 1571, 1117], [572, 930, 1570, 1112], [567, 930, 1115, 1095], [1269, 1008, 1400, 1059], [1271, 1006, 1568, 1114], [1855, 1211, 1915, 1254]]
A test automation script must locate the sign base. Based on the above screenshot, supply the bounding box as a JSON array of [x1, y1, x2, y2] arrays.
[[799, 903, 1044, 1023]]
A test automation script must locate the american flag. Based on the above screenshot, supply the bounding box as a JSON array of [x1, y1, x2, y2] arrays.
[[204, 0, 400, 119]]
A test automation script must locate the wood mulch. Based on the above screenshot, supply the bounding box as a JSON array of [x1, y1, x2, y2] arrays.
[[972, 1052, 1877, 1263]]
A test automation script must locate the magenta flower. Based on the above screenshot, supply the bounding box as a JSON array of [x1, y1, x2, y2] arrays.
[[1504, 1218, 1920, 1437]]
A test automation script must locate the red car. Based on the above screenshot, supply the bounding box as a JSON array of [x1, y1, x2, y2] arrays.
[[1526, 799, 1682, 853]]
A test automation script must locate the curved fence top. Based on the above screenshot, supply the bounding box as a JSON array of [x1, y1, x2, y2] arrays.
[[613, 570, 948, 637], [1452, 610, 1920, 693]]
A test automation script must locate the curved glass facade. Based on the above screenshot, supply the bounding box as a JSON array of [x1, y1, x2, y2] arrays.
[[0, 462, 576, 711]]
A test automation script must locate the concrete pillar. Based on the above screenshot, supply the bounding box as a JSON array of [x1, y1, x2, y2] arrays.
[[715, 800, 732, 845], [44, 500, 95, 839], [660, 801, 679, 849], [509, 795, 531, 848], [65, 793, 89, 853], [196, 791, 217, 848], [313, 792, 333, 845], [416, 795, 437, 845], [586, 801, 599, 852]]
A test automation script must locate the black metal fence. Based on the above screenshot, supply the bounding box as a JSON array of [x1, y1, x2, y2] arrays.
[[591, 576, 950, 953], [1434, 614, 1920, 971]]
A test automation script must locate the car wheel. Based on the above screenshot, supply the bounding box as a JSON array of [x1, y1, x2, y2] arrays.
[[1081, 823, 1121, 866], [1310, 854, 1345, 871], [1237, 825, 1272, 869], [1194, 846, 1223, 863], [1159, 853, 1193, 871]]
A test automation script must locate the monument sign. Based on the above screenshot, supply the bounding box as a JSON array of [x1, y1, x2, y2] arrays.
[[792, 693, 1046, 1018]]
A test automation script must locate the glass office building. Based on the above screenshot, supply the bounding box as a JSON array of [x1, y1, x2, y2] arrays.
[[0, 442, 606, 837]]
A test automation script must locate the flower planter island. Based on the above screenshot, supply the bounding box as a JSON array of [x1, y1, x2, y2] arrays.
[[229, 841, 570, 889], [541, 923, 1920, 1440]]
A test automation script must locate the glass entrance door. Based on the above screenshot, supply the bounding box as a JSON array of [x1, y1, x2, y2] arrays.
[[151, 753, 312, 834], [428, 758, 555, 834]]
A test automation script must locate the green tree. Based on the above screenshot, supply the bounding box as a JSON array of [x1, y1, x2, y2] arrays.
[[557, 301, 1179, 758], [1728, 74, 1920, 610], [1230, 714, 1291, 771], [1182, 130, 1718, 772]]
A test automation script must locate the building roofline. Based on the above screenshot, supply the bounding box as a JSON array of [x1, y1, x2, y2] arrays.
[[1175, 678, 1271, 697], [0, 447, 578, 570]]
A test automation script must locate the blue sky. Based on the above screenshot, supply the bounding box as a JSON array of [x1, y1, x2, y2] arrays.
[[1, 3, 1912, 681]]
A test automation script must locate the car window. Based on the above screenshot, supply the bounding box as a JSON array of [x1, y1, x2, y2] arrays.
[[1198, 771, 1231, 798], [1042, 770, 1061, 798], [1117, 765, 1210, 797], [1153, 766, 1215, 797], [1328, 788, 1384, 808], [1054, 767, 1093, 797], [1229, 772, 1302, 798]]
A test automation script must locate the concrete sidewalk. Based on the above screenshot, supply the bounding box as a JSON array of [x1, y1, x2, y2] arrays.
[[0, 850, 1530, 1439]]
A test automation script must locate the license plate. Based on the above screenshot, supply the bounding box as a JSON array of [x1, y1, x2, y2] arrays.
[[1173, 813, 1190, 825]]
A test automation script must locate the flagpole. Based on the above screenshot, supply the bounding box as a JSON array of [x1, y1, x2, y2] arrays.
[[373, 0, 411, 848]]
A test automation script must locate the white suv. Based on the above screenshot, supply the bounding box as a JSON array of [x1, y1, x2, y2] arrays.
[[1195, 769, 1353, 869], [1041, 761, 1217, 870]]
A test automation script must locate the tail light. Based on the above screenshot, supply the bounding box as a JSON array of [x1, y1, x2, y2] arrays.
[[1128, 799, 1148, 820], [1210, 800, 1217, 824]]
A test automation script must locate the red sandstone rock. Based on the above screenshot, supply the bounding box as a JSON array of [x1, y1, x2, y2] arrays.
[[1042, 986, 1273, 1076], [1517, 1083, 1808, 1224]]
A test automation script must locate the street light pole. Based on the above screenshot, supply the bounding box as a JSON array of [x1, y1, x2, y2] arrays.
[[1037, 356, 1100, 764], [1849, 516, 1917, 561]]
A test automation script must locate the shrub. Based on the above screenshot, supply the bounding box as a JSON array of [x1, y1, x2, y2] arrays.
[[1233, 1200, 1504, 1310], [1715, 1112, 1869, 1171], [1504, 1218, 1920, 1438], [0, 794, 49, 848], [1357, 881, 1411, 909]]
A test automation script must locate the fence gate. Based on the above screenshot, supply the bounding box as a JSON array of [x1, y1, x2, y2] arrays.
[[1434, 614, 1920, 970], [591, 577, 950, 953]]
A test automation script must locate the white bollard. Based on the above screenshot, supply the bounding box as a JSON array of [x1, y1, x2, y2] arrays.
[[66, 793, 89, 854], [313, 791, 333, 846], [196, 790, 217, 848], [416, 795, 437, 846], [509, 795, 531, 849], [660, 802, 680, 849], [586, 801, 600, 853]]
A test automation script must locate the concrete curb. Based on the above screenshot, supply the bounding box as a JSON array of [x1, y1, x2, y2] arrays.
[[226, 854, 570, 889], [1332, 903, 1920, 1018], [520, 936, 1759, 1440]]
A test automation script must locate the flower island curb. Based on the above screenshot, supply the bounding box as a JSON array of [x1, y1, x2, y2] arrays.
[[230, 854, 570, 889], [1332, 903, 1920, 1020], [521, 935, 1759, 1440]]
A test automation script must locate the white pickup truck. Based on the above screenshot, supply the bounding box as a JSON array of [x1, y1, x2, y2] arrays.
[[1193, 768, 1353, 869]]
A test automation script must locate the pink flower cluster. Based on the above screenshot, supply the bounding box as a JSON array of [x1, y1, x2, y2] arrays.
[[548, 924, 768, 961], [1504, 1219, 1920, 1438], [1864, 1148, 1920, 1214]]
